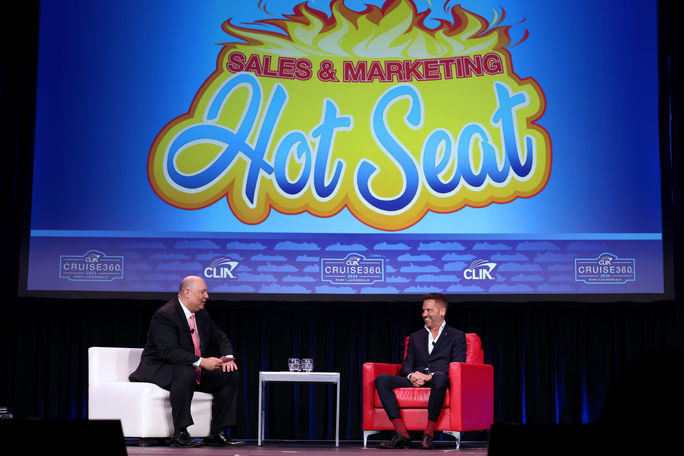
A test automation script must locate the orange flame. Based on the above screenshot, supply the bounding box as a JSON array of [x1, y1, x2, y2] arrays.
[[221, 0, 518, 58]]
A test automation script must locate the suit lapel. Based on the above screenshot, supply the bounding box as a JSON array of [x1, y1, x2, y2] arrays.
[[418, 329, 430, 359], [429, 326, 450, 359], [174, 299, 196, 349], [195, 310, 208, 353]]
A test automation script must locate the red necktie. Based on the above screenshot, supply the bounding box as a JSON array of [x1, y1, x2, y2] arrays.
[[189, 314, 201, 384]]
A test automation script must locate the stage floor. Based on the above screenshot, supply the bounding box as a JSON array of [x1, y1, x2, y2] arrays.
[[125, 440, 489, 455]]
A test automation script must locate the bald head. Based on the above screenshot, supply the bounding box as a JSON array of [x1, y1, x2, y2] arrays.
[[179, 275, 202, 293], [178, 275, 208, 313]]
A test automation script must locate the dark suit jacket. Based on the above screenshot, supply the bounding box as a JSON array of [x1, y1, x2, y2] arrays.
[[399, 325, 466, 378], [129, 297, 233, 387]]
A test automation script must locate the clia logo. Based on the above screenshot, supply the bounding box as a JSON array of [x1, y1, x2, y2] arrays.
[[463, 259, 497, 280], [204, 257, 239, 279]]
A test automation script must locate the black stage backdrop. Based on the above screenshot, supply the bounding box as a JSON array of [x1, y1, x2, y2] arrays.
[[2, 0, 683, 443], [3, 298, 684, 441]]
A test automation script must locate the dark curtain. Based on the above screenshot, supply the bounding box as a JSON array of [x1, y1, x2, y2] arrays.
[[2, 0, 682, 442], [4, 298, 684, 441]]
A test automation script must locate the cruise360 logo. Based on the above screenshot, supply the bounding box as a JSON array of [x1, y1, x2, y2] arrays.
[[321, 253, 384, 285], [59, 250, 124, 282], [575, 253, 636, 284]]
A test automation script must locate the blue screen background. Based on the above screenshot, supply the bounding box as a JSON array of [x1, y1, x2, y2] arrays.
[[25, 0, 665, 295], [30, 0, 662, 236]]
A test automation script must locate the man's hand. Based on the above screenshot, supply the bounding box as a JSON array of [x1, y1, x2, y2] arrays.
[[200, 357, 224, 371], [409, 371, 433, 387], [199, 357, 239, 372], [220, 359, 238, 372]]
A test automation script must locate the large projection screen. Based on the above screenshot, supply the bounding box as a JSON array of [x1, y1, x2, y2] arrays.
[[22, 0, 669, 299]]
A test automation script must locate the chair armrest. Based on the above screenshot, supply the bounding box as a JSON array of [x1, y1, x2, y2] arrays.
[[363, 363, 401, 427], [363, 363, 402, 379], [448, 362, 494, 430]]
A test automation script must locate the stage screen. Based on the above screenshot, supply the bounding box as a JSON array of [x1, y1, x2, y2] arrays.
[[23, 0, 667, 297]]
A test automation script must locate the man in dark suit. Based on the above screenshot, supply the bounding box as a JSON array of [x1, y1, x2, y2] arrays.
[[375, 292, 466, 449], [129, 276, 245, 448]]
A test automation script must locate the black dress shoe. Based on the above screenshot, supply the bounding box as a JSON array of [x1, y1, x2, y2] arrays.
[[379, 432, 410, 449], [170, 430, 204, 447], [420, 433, 434, 449], [205, 431, 246, 447]]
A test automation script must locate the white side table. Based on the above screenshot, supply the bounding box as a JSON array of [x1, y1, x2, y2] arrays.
[[257, 371, 341, 446]]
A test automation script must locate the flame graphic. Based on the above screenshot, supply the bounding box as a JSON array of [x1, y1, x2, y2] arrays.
[[222, 0, 515, 58]]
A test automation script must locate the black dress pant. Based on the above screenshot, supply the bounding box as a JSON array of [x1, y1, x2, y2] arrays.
[[167, 365, 240, 434], [375, 372, 449, 422]]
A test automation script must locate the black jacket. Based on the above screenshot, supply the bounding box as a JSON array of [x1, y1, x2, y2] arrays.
[[400, 325, 466, 377], [129, 297, 233, 387]]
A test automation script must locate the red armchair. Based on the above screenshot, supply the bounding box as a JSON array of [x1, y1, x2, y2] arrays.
[[362, 333, 493, 448]]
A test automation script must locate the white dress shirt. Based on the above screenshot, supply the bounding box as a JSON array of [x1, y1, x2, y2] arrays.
[[178, 298, 234, 367], [426, 320, 447, 355]]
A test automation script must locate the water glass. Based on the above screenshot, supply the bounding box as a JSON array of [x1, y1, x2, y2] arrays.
[[301, 358, 314, 372], [288, 358, 301, 372]]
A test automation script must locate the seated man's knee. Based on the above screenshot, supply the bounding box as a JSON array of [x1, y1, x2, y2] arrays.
[[375, 374, 391, 389], [171, 365, 197, 388], [224, 369, 240, 386], [431, 372, 449, 390], [212, 368, 240, 387]]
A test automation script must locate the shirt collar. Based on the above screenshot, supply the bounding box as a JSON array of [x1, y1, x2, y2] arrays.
[[178, 297, 193, 320], [425, 320, 446, 341]]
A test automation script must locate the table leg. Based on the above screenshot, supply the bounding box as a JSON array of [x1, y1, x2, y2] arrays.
[[258, 379, 263, 446], [335, 379, 340, 447]]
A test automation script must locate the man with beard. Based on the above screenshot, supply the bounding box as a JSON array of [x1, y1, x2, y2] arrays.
[[375, 292, 466, 449]]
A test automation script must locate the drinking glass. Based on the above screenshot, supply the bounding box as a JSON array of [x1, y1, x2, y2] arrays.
[[301, 358, 314, 372], [288, 358, 301, 372]]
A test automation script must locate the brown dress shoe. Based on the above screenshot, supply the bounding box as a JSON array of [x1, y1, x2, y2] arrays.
[[421, 433, 434, 449], [379, 432, 411, 449]]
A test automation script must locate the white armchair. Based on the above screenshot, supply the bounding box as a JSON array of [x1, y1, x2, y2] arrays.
[[87, 347, 212, 442]]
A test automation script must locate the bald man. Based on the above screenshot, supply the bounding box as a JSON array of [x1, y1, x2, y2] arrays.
[[129, 276, 245, 447]]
